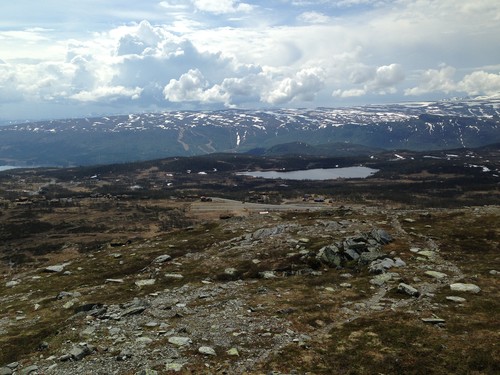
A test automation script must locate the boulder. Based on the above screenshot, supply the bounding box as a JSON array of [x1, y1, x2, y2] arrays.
[[154, 255, 171, 263], [450, 283, 481, 293], [424, 271, 448, 280], [69, 344, 92, 361], [168, 336, 192, 347], [317, 245, 343, 267], [397, 283, 420, 297], [370, 228, 393, 244], [198, 346, 216, 356]]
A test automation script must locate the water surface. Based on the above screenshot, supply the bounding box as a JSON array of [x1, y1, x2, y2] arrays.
[[237, 166, 378, 180]]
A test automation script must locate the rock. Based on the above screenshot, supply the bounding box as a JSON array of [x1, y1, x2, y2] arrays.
[[0, 368, 12, 375], [317, 245, 343, 267], [106, 278, 124, 283], [135, 279, 156, 287], [6, 363, 18, 370], [403, 218, 415, 223], [45, 265, 65, 273], [198, 346, 216, 356], [424, 270, 448, 280], [136, 370, 158, 375], [165, 363, 184, 372], [136, 337, 153, 345], [298, 238, 310, 243], [116, 348, 133, 361], [369, 258, 395, 274], [446, 296, 466, 303], [154, 254, 172, 263], [370, 228, 393, 244], [227, 348, 239, 356], [168, 336, 192, 347], [164, 273, 184, 279], [5, 280, 20, 288], [370, 273, 395, 286], [340, 283, 352, 288], [394, 257, 406, 267], [121, 306, 146, 317], [417, 250, 435, 258], [358, 251, 387, 265], [421, 318, 445, 324], [450, 283, 481, 293], [410, 247, 421, 253], [224, 268, 238, 275], [19, 365, 38, 375], [345, 248, 360, 261], [259, 271, 277, 279], [489, 270, 499, 275], [69, 344, 92, 361], [397, 283, 420, 297]]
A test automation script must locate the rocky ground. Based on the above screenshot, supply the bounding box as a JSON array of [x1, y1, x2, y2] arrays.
[[1, 198, 498, 374]]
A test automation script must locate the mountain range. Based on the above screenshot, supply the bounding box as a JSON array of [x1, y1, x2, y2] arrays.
[[1, 96, 499, 167]]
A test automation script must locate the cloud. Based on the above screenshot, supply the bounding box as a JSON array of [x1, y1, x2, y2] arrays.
[[404, 66, 457, 96], [163, 68, 228, 103], [264, 67, 325, 104], [192, 0, 253, 14], [457, 71, 500, 96], [333, 63, 405, 97], [298, 12, 331, 24]]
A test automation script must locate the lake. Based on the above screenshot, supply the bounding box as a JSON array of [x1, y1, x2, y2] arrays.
[[237, 166, 379, 180], [0, 166, 19, 171]]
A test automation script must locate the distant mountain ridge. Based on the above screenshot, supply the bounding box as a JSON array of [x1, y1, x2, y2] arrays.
[[0, 97, 499, 166]]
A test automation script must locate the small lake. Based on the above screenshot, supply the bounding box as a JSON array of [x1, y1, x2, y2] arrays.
[[237, 166, 379, 180], [0, 166, 19, 171]]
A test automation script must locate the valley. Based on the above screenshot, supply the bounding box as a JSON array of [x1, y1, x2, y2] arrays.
[[0, 147, 499, 374]]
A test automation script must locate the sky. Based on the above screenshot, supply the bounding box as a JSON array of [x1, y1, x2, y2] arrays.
[[1, 0, 500, 120]]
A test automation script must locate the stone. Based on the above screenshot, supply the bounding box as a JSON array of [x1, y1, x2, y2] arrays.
[[5, 280, 20, 288], [424, 270, 448, 280], [106, 278, 124, 283], [224, 268, 238, 275], [489, 270, 499, 275], [135, 279, 156, 287], [340, 283, 352, 288], [116, 349, 133, 361], [136, 370, 158, 375], [345, 248, 360, 260], [397, 283, 420, 297], [121, 306, 146, 317], [164, 273, 183, 279], [165, 363, 184, 372], [394, 257, 406, 267], [198, 346, 216, 356], [421, 318, 445, 324], [417, 250, 435, 258], [370, 273, 394, 286], [168, 336, 192, 347], [370, 228, 393, 244], [0, 368, 12, 375], [154, 254, 172, 263], [446, 296, 466, 303], [45, 265, 65, 273], [450, 283, 481, 293], [317, 245, 343, 267], [227, 348, 239, 356], [70, 344, 92, 361], [19, 366, 38, 375], [136, 337, 153, 345], [369, 258, 395, 274], [259, 271, 277, 279]]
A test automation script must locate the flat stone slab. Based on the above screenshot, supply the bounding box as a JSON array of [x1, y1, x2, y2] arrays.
[[450, 283, 481, 293], [424, 270, 448, 280], [446, 296, 466, 303], [168, 337, 192, 347]]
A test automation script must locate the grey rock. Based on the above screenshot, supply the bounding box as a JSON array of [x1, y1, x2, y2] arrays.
[[6, 363, 18, 370], [317, 245, 343, 267], [116, 348, 133, 361], [259, 271, 277, 279], [368, 258, 395, 274], [154, 254, 172, 263], [198, 346, 216, 356], [165, 363, 184, 372], [446, 296, 466, 303], [421, 318, 445, 324], [136, 370, 158, 375], [19, 365, 38, 375], [121, 306, 146, 317], [135, 279, 156, 287], [164, 273, 183, 279], [450, 283, 481, 293], [370, 273, 395, 286], [358, 251, 387, 265], [394, 257, 406, 267], [168, 336, 192, 346], [0, 367, 13, 375], [45, 265, 65, 273], [345, 248, 360, 260], [70, 344, 92, 361], [397, 283, 420, 297], [5, 280, 20, 288], [370, 228, 393, 244], [424, 270, 448, 280]]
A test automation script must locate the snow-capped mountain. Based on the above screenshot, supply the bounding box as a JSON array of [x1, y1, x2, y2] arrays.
[[1, 97, 499, 166]]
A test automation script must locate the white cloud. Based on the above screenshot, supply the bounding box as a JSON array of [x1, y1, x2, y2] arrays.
[[405, 66, 457, 96], [457, 71, 500, 96], [70, 86, 143, 102], [192, 0, 253, 14], [265, 67, 325, 104], [298, 12, 331, 24]]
